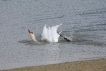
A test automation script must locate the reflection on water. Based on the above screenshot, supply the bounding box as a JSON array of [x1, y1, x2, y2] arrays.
[[19, 39, 60, 63], [38, 43, 60, 63], [19, 40, 37, 45]]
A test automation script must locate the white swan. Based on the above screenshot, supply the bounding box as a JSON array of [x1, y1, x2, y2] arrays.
[[28, 24, 62, 43], [28, 24, 71, 43], [41, 24, 62, 42]]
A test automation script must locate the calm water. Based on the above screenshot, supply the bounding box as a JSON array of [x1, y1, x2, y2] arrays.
[[0, 0, 106, 70]]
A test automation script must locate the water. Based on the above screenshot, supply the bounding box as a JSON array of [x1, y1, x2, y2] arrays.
[[0, 0, 106, 70]]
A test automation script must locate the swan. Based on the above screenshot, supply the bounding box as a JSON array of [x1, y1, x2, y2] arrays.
[[28, 24, 71, 43], [28, 24, 62, 43]]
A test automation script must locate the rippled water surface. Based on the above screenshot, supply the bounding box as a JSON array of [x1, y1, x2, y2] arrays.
[[0, 0, 106, 70]]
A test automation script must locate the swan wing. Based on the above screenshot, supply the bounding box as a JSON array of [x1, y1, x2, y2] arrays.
[[50, 24, 62, 42], [47, 27, 52, 42], [41, 25, 52, 42], [41, 25, 48, 40], [41, 24, 62, 42]]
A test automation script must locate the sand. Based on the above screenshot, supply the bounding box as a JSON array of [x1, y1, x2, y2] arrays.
[[2, 58, 106, 71]]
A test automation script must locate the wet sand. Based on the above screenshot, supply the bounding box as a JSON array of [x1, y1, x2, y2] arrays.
[[2, 58, 106, 71]]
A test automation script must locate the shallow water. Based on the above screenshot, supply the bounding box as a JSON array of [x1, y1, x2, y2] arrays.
[[0, 0, 106, 70]]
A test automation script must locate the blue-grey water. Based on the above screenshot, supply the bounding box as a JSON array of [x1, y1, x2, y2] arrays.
[[0, 0, 106, 70]]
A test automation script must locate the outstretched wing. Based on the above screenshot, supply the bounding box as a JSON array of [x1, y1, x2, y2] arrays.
[[50, 24, 62, 42]]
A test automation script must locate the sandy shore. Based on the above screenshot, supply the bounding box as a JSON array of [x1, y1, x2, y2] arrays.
[[2, 58, 106, 71]]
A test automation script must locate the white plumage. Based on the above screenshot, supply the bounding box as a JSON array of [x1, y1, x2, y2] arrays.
[[41, 24, 62, 42]]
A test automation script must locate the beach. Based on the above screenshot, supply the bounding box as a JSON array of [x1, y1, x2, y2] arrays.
[[3, 58, 106, 71]]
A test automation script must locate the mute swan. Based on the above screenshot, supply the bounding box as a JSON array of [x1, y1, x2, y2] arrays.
[[28, 24, 71, 43]]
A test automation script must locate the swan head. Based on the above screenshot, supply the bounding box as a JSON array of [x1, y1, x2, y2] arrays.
[[28, 29, 36, 41]]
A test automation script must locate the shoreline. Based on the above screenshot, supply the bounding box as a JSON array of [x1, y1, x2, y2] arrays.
[[2, 58, 106, 71]]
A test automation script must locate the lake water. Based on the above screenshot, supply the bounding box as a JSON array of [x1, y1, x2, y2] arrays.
[[0, 0, 106, 70]]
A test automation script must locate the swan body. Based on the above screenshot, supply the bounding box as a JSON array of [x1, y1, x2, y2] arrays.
[[41, 24, 62, 42]]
